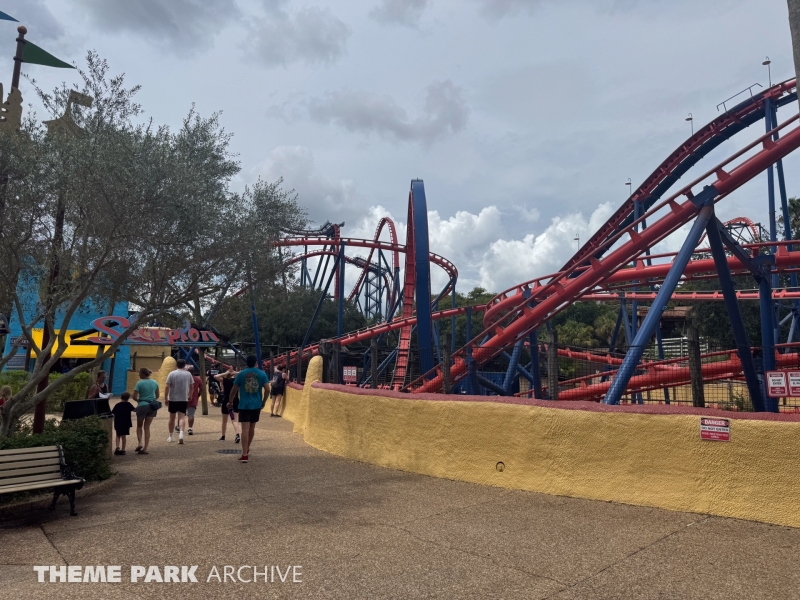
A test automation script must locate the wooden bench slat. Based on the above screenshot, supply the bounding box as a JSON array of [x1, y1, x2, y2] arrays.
[[0, 458, 61, 472], [0, 451, 61, 464], [0, 479, 78, 495], [0, 465, 62, 479], [0, 472, 66, 487], [0, 446, 59, 457]]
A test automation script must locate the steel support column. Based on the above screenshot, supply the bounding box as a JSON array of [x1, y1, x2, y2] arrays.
[[705, 218, 766, 412], [337, 241, 346, 338], [530, 331, 542, 398], [759, 268, 779, 412], [605, 204, 714, 405]]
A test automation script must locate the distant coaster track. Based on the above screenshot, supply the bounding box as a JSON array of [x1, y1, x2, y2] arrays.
[[271, 79, 800, 405]]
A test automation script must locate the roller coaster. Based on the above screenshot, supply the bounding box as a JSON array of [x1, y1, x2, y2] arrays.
[[273, 78, 800, 412]]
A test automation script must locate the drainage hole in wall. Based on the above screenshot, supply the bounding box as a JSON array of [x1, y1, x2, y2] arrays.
[[496, 462, 505, 472]]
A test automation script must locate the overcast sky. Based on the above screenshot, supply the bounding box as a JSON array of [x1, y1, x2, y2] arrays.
[[3, 0, 798, 293]]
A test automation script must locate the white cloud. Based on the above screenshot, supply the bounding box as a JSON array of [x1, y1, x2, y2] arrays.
[[258, 145, 363, 224], [370, 0, 431, 27], [307, 80, 469, 145], [73, 0, 238, 53], [246, 4, 351, 67], [478, 202, 614, 291]]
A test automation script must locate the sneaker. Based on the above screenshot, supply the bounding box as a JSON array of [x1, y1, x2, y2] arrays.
[[178, 432, 184, 445], [114, 448, 121, 455], [218, 436, 226, 441], [188, 428, 193, 435], [238, 455, 249, 463], [167, 436, 173, 443], [234, 434, 240, 444], [120, 451, 126, 455], [175, 426, 180, 432]]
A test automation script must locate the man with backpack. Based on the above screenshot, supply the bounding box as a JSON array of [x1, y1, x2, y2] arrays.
[[269, 365, 288, 417]]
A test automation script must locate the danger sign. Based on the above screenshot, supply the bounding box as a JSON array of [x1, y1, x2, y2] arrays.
[[700, 417, 730, 441], [766, 371, 788, 397], [787, 371, 800, 397], [342, 366, 358, 383]]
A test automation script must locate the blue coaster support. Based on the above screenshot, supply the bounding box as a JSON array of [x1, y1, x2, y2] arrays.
[[605, 198, 715, 405], [705, 217, 767, 412]]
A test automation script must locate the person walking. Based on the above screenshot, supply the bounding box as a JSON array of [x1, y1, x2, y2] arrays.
[[132, 367, 160, 455], [228, 355, 270, 463], [208, 368, 221, 406], [269, 365, 288, 417], [111, 392, 135, 455], [187, 367, 202, 435], [215, 368, 240, 443], [165, 358, 193, 444]]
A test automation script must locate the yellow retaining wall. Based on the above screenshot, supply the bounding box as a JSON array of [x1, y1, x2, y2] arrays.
[[283, 357, 800, 527]]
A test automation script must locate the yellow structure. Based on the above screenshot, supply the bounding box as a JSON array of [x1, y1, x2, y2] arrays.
[[126, 355, 176, 396], [283, 356, 800, 527]]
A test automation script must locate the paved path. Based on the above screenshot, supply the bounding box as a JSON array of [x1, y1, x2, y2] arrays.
[[1, 408, 800, 599]]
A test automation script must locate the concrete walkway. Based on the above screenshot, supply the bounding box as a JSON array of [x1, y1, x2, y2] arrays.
[[1, 408, 800, 599]]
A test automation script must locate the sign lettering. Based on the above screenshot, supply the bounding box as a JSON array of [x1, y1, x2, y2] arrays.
[[766, 371, 788, 398], [700, 417, 730, 441], [86, 316, 219, 348]]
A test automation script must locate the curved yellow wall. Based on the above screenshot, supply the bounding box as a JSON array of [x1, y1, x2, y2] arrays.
[[154, 356, 177, 393], [283, 357, 800, 527]]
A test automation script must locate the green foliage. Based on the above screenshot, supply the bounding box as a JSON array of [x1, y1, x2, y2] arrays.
[[0, 416, 112, 481], [46, 372, 92, 412], [214, 286, 367, 348], [0, 52, 306, 439], [0, 370, 29, 394], [0, 371, 92, 413], [434, 287, 498, 347], [678, 276, 763, 348]]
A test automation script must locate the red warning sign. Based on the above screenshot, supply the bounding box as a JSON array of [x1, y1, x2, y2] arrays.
[[700, 417, 730, 441], [787, 371, 800, 397], [766, 371, 788, 397], [342, 366, 358, 383]]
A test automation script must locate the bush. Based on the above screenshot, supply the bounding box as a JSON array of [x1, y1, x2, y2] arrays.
[[0, 370, 93, 413], [47, 372, 92, 412], [0, 416, 112, 482]]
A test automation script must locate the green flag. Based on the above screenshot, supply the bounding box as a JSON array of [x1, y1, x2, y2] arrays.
[[22, 41, 74, 69]]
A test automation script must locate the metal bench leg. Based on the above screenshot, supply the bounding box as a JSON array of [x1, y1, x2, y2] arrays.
[[68, 488, 77, 517], [50, 490, 59, 511]]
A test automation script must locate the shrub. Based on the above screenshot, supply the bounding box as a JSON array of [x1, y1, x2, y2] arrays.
[[0, 416, 112, 482], [0, 370, 93, 413], [47, 372, 92, 412]]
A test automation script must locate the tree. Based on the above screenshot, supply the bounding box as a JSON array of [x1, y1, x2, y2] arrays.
[[0, 53, 302, 438], [213, 286, 367, 350]]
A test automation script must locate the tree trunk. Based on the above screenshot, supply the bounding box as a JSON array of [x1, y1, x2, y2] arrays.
[[370, 337, 378, 389], [547, 329, 558, 400], [688, 325, 705, 408], [442, 334, 451, 394]]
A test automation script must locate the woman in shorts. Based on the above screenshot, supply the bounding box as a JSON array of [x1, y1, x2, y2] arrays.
[[215, 368, 240, 443], [132, 367, 160, 454]]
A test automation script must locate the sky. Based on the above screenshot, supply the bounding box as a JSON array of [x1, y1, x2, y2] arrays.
[[2, 0, 798, 295]]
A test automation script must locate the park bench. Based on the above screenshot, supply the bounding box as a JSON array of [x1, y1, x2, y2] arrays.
[[0, 445, 85, 516]]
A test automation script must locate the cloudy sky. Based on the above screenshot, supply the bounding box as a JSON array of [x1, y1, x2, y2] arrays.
[[3, 0, 798, 293]]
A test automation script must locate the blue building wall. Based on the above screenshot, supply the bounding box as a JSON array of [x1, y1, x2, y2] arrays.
[[2, 278, 130, 395]]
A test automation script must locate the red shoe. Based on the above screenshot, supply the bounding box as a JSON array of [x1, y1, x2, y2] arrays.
[[238, 455, 249, 463]]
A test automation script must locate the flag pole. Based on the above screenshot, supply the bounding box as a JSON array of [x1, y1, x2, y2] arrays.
[[11, 25, 26, 90]]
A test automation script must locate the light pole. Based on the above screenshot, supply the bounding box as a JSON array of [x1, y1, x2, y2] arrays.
[[625, 178, 632, 198], [573, 234, 580, 250], [762, 56, 771, 87], [686, 113, 693, 136]]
